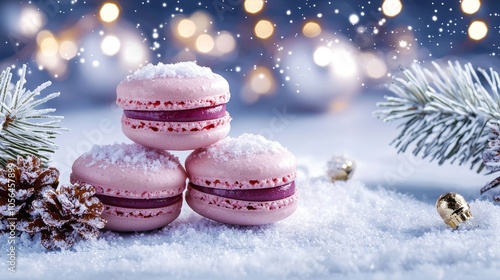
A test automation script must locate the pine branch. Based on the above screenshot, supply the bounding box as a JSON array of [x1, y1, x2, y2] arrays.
[[374, 61, 500, 173], [0, 65, 66, 167]]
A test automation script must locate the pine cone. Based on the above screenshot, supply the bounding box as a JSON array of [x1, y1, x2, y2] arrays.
[[0, 155, 59, 232], [482, 124, 500, 200], [32, 183, 106, 250]]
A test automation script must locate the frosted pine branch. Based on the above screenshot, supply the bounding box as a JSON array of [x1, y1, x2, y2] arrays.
[[0, 65, 65, 167], [374, 61, 500, 173]]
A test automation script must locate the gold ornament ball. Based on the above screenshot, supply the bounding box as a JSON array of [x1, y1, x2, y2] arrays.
[[327, 155, 356, 182], [435, 192, 473, 229]]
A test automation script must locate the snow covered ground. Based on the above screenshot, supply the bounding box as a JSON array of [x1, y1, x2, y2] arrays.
[[2, 96, 500, 279]]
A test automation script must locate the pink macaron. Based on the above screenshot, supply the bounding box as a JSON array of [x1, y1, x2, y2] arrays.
[[70, 143, 187, 231], [116, 61, 231, 151], [185, 134, 298, 226]]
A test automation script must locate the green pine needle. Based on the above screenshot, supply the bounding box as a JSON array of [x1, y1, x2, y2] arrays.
[[0, 65, 66, 167], [374, 61, 500, 173]]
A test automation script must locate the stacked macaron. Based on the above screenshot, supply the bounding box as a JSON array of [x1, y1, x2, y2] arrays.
[[185, 134, 298, 225], [71, 143, 186, 231], [72, 61, 297, 231], [116, 61, 231, 150]]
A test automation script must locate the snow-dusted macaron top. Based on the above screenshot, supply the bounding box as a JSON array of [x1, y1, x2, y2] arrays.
[[81, 143, 180, 172], [204, 134, 287, 162], [126, 61, 216, 81], [185, 134, 296, 188]]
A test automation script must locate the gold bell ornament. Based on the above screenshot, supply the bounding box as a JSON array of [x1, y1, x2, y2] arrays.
[[435, 192, 473, 229], [327, 155, 356, 182]]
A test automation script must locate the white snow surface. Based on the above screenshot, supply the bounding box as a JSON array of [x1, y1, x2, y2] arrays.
[[2, 178, 499, 280], [2, 97, 499, 279], [126, 61, 215, 81]]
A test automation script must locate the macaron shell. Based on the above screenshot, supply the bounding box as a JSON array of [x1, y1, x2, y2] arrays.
[[122, 121, 231, 151], [102, 200, 182, 231], [116, 76, 229, 111], [71, 158, 186, 199], [185, 149, 297, 188], [186, 186, 298, 226]]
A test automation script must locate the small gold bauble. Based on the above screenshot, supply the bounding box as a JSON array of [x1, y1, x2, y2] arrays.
[[327, 155, 356, 182], [436, 192, 473, 229]]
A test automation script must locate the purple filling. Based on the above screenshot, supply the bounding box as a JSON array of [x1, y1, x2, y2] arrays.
[[124, 104, 226, 122], [189, 181, 295, 202], [96, 194, 182, 209]]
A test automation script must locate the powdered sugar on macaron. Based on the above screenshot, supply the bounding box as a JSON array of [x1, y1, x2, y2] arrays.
[[202, 133, 288, 162], [81, 142, 180, 172], [126, 61, 216, 81]]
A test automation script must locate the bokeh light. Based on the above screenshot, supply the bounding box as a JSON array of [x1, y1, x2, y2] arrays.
[[40, 37, 58, 56], [360, 52, 387, 79], [313, 47, 333, 67], [349, 14, 359, 25], [242, 66, 276, 103], [178, 19, 196, 38], [302, 22, 322, 38], [196, 34, 215, 53], [19, 6, 45, 37], [461, 0, 481, 15], [215, 32, 236, 54], [121, 39, 148, 67], [244, 0, 264, 14], [382, 0, 402, 17], [468, 20, 488, 41], [101, 35, 121, 56], [100, 2, 120, 23], [330, 48, 358, 78], [59, 40, 78, 60], [190, 12, 212, 32], [254, 20, 274, 39]]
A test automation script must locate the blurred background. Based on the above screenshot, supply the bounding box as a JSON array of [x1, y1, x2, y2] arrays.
[[0, 0, 498, 113], [1, 0, 500, 198]]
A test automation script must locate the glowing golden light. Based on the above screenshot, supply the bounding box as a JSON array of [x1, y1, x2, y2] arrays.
[[302, 22, 322, 38], [196, 34, 215, 53], [254, 20, 274, 39], [313, 47, 333, 67], [178, 19, 196, 38], [250, 67, 275, 94], [468, 20, 488, 40], [215, 32, 236, 54], [244, 0, 264, 14], [382, 0, 402, 17], [40, 37, 58, 56], [101, 35, 121, 56], [100, 2, 120, 23], [59, 40, 77, 60], [36, 30, 54, 45], [461, 0, 481, 15]]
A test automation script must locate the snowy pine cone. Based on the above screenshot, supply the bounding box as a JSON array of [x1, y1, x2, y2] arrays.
[[0, 155, 59, 231], [32, 183, 106, 249]]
